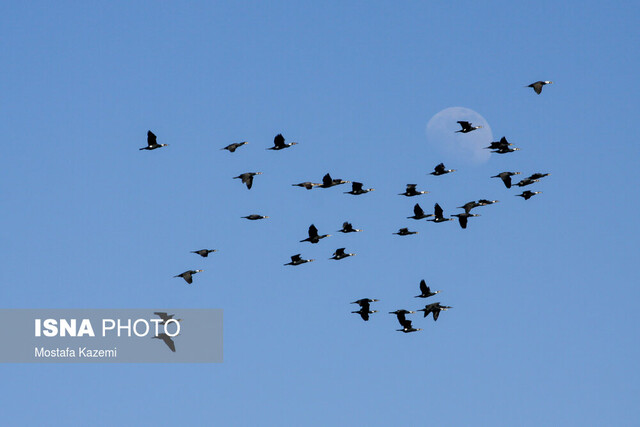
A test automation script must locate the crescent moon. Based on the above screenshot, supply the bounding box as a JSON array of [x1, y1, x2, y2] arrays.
[[425, 107, 493, 164]]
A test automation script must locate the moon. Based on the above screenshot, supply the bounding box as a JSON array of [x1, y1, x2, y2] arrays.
[[425, 107, 493, 164]]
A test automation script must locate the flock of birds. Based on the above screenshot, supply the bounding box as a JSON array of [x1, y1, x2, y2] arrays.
[[142, 81, 553, 349]]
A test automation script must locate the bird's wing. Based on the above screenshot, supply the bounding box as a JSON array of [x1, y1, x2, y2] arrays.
[[359, 310, 369, 321], [336, 248, 345, 256], [147, 131, 157, 146], [459, 216, 468, 229], [342, 222, 352, 232], [162, 335, 176, 352], [435, 163, 445, 173], [184, 273, 193, 284], [308, 224, 318, 238], [352, 182, 363, 192], [457, 121, 470, 130], [246, 175, 254, 189], [400, 318, 412, 329], [291, 254, 302, 262], [434, 203, 444, 218], [154, 312, 169, 321], [420, 280, 428, 294], [433, 310, 440, 321], [274, 133, 285, 148], [322, 173, 332, 186], [413, 204, 424, 217]]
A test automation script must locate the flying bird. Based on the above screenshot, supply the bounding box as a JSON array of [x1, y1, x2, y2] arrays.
[[351, 299, 379, 321], [191, 249, 217, 258], [455, 121, 482, 133], [492, 146, 520, 154], [515, 178, 540, 187], [242, 214, 269, 220], [233, 172, 263, 189], [221, 141, 248, 152], [477, 199, 499, 206], [485, 137, 512, 150], [408, 203, 433, 220], [414, 279, 441, 298], [526, 173, 550, 180], [393, 227, 418, 236], [516, 190, 542, 200], [284, 254, 315, 266], [330, 248, 355, 260], [338, 222, 362, 233], [428, 203, 454, 223], [174, 270, 203, 284], [268, 133, 298, 150], [140, 131, 168, 151], [300, 224, 331, 244], [430, 163, 456, 176], [418, 302, 452, 321], [319, 173, 350, 188], [458, 201, 480, 214], [152, 333, 176, 352], [527, 80, 553, 94], [390, 310, 421, 333], [451, 212, 480, 229], [491, 172, 521, 189], [345, 182, 374, 195], [399, 184, 429, 197], [292, 182, 320, 190]]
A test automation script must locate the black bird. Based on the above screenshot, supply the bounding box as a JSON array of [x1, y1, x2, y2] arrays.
[[221, 141, 248, 152], [140, 130, 168, 150], [527, 172, 550, 180], [345, 181, 374, 195], [451, 212, 480, 229], [153, 312, 182, 325], [492, 146, 520, 154], [242, 214, 269, 220], [430, 163, 456, 176], [516, 190, 542, 200], [399, 184, 429, 197], [351, 299, 379, 321], [284, 254, 315, 266], [390, 310, 421, 333], [330, 248, 355, 260], [418, 302, 452, 321], [191, 249, 217, 257], [174, 270, 203, 284], [428, 203, 454, 223], [484, 137, 512, 150], [152, 333, 176, 352], [414, 279, 441, 298], [456, 121, 482, 133], [458, 201, 480, 214], [234, 172, 263, 189], [492, 172, 521, 189], [408, 203, 433, 220], [527, 80, 553, 94], [267, 133, 298, 150], [292, 182, 320, 190], [338, 221, 362, 233], [477, 199, 499, 206], [300, 224, 331, 243], [319, 173, 350, 188], [393, 227, 418, 236], [268, 133, 298, 150], [515, 178, 540, 187]]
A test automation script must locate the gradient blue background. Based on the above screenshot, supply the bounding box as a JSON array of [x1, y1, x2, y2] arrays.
[[2, 1, 639, 425]]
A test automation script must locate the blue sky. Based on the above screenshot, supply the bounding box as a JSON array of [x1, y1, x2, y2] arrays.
[[1, 1, 639, 425]]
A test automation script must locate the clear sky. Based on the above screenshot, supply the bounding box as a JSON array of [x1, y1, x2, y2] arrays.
[[2, 1, 639, 425]]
